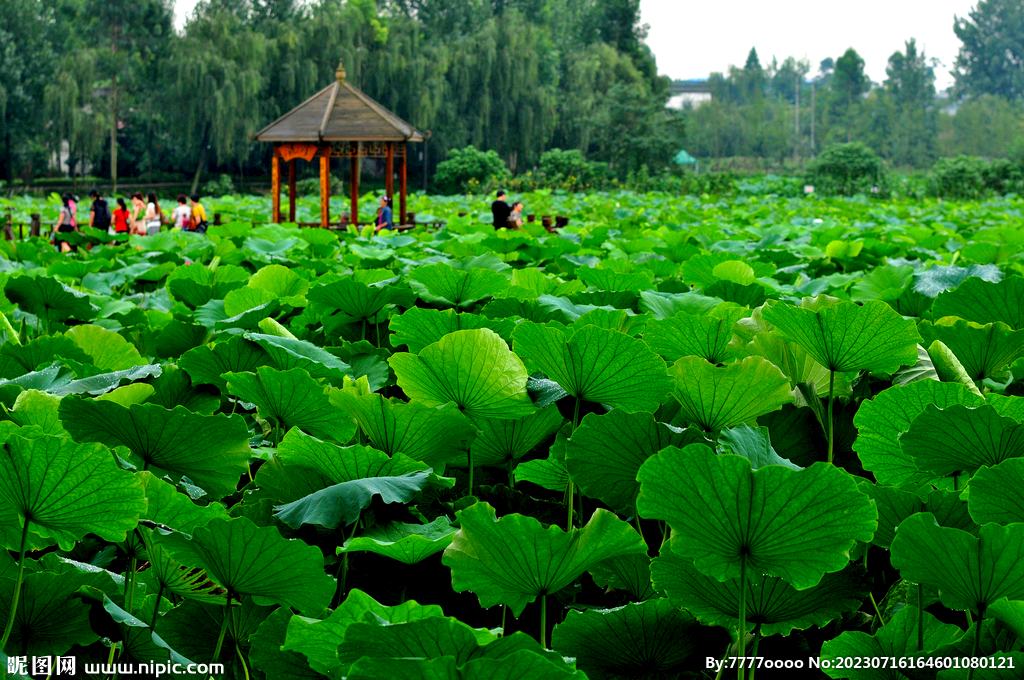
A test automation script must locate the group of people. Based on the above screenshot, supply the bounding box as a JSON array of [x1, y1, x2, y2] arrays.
[[53, 190, 208, 251], [490, 190, 524, 230]]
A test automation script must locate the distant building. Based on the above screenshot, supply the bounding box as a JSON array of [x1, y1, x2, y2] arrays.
[[668, 80, 712, 109]]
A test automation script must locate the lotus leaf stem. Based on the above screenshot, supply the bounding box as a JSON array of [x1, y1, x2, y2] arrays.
[[748, 624, 761, 680], [0, 520, 30, 652], [967, 609, 983, 680], [211, 596, 231, 672], [151, 581, 165, 632], [826, 370, 835, 464], [738, 555, 748, 680], [869, 592, 885, 626], [540, 594, 547, 650], [918, 584, 924, 650], [125, 555, 138, 615]]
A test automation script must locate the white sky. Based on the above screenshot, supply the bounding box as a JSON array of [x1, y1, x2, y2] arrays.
[[173, 0, 977, 90], [639, 0, 978, 91]]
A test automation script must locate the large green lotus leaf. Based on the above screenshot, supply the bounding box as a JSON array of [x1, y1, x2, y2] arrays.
[[850, 263, 913, 304], [225, 366, 355, 441], [443, 503, 647, 616], [853, 380, 985, 486], [283, 589, 445, 677], [224, 286, 279, 317], [859, 483, 975, 549], [255, 428, 429, 503], [345, 650, 584, 680], [919, 318, 1024, 381], [820, 606, 965, 679], [274, 469, 431, 530], [139, 529, 226, 604], [639, 290, 722, 320], [891, 513, 1024, 614], [653, 543, 869, 636], [66, 324, 144, 371], [390, 307, 516, 354], [669, 355, 792, 433], [565, 409, 704, 514], [146, 366, 220, 414], [51, 363, 163, 397], [330, 391, 477, 467], [576, 266, 653, 292], [308, 275, 415, 324], [161, 517, 334, 614], [642, 307, 744, 364], [58, 397, 251, 499], [249, 263, 309, 298], [718, 423, 800, 471], [742, 326, 853, 398], [0, 433, 146, 549], [901, 404, 1024, 478], [470, 405, 564, 467], [152, 319, 208, 360], [637, 444, 877, 589], [913, 264, 1002, 298], [969, 458, 1024, 525], [512, 323, 670, 413], [390, 329, 535, 420], [926, 339, 983, 397], [0, 571, 98, 657], [587, 552, 656, 601], [245, 333, 351, 383], [0, 335, 90, 379], [248, 605, 324, 680], [8, 389, 66, 435], [339, 517, 456, 564], [762, 297, 921, 372], [407, 263, 509, 307], [5, 274, 97, 322], [551, 599, 729, 680], [165, 263, 217, 309], [932, 275, 1024, 329], [209, 300, 282, 332], [178, 335, 270, 391], [335, 616, 499, 667], [514, 456, 569, 491], [681, 252, 773, 289], [137, 471, 229, 534]]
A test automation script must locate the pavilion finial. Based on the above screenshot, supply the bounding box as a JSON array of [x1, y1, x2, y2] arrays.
[[335, 59, 347, 84]]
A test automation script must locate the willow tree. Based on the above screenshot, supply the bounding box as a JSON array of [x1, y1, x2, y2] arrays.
[[168, 8, 268, 193], [44, 52, 106, 180]]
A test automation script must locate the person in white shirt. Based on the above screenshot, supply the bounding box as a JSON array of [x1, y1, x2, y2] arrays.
[[171, 194, 192, 231]]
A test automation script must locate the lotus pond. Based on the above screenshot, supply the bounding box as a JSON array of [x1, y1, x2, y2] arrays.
[[0, 190, 1023, 679]]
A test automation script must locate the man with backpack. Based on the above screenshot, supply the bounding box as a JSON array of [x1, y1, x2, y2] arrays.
[[88, 189, 111, 232]]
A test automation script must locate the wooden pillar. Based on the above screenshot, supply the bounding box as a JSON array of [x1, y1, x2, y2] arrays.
[[271, 148, 281, 224], [385, 142, 394, 201], [350, 143, 359, 228], [319, 148, 330, 228], [288, 159, 296, 223], [399, 143, 407, 226]]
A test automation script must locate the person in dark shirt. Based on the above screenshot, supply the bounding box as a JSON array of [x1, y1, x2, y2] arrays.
[[88, 189, 111, 232], [491, 190, 511, 229]]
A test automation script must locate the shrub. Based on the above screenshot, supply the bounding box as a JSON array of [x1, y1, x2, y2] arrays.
[[927, 156, 1024, 200], [203, 173, 236, 196], [434, 146, 510, 195], [804, 143, 889, 197]]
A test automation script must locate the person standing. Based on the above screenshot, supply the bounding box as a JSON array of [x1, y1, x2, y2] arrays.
[[111, 198, 130, 244], [189, 194, 208, 233], [88, 189, 112, 232], [508, 201, 524, 229], [171, 195, 192, 231], [130, 193, 147, 235], [491, 189, 511, 230], [376, 195, 394, 232], [53, 193, 78, 252], [144, 193, 163, 235]]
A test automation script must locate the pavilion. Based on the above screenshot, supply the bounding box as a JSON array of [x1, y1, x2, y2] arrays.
[[254, 60, 425, 227]]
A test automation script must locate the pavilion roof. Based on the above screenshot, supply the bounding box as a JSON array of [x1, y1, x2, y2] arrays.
[[254, 61, 424, 143]]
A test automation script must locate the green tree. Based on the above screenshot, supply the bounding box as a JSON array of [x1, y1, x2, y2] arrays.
[[44, 52, 106, 179], [953, 0, 1024, 100], [882, 38, 937, 166], [830, 48, 868, 142], [942, 94, 1024, 158], [83, 0, 174, 192]]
